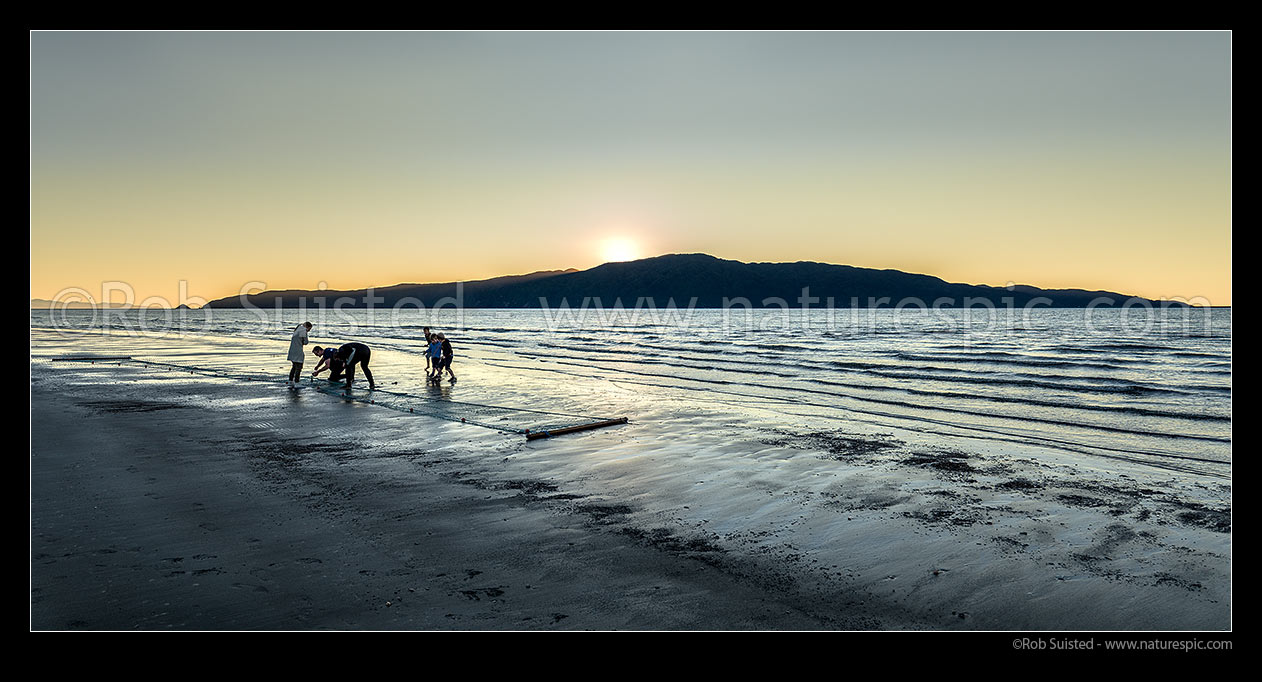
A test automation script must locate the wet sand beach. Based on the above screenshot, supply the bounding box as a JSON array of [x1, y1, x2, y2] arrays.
[[30, 348, 1230, 631]]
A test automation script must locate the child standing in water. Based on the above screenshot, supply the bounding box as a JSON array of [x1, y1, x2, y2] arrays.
[[286, 321, 312, 388], [423, 326, 434, 377], [436, 333, 456, 383], [426, 333, 444, 383]]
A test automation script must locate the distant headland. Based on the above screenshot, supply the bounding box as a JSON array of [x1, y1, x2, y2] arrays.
[[34, 254, 1199, 310], [197, 254, 1188, 310]]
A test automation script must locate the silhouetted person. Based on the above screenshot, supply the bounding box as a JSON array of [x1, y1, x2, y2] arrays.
[[423, 326, 434, 376], [426, 334, 444, 382], [312, 343, 374, 390], [287, 321, 312, 388], [436, 333, 456, 383], [311, 345, 339, 378]]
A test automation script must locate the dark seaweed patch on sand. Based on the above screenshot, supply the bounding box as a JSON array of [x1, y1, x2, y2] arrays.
[[575, 503, 635, 523], [902, 508, 983, 527], [763, 429, 903, 460], [1056, 494, 1112, 508], [502, 480, 560, 495], [1154, 573, 1204, 591], [998, 478, 1044, 491], [437, 470, 587, 504], [902, 449, 976, 474], [822, 489, 911, 511], [1175, 505, 1231, 533], [619, 527, 726, 554], [498, 479, 587, 502], [1068, 481, 1163, 501]]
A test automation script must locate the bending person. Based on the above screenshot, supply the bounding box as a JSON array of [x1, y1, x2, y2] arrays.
[[318, 342, 375, 390], [310, 345, 341, 380]]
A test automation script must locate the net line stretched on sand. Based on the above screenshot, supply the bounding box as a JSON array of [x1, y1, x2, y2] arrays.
[[50, 356, 628, 440]]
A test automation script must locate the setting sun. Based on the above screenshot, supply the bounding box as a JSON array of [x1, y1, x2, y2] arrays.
[[601, 237, 640, 263]]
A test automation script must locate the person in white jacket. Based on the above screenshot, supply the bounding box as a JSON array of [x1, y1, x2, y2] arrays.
[[287, 322, 313, 387]]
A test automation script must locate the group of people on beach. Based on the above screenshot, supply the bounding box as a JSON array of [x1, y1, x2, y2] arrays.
[[284, 322, 454, 392], [424, 327, 457, 384]]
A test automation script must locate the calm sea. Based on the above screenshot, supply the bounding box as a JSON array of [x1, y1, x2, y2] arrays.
[[31, 307, 1231, 478]]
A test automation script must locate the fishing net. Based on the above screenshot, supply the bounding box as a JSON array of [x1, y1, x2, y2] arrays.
[[51, 356, 626, 439]]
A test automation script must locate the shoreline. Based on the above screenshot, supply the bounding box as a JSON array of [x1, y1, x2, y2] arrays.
[[30, 352, 1230, 631]]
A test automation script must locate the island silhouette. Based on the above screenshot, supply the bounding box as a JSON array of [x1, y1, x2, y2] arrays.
[[200, 253, 1184, 309]]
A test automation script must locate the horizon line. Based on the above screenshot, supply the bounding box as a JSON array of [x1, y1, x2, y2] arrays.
[[31, 252, 1230, 307]]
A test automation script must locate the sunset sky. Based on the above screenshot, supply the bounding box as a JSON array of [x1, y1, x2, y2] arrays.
[[30, 31, 1231, 305]]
